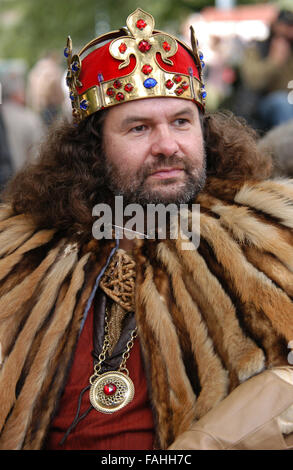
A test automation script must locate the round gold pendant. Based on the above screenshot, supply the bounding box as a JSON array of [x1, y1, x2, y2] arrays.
[[89, 371, 135, 414]]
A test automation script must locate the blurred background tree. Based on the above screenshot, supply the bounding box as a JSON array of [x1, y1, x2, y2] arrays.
[[0, 0, 270, 66]]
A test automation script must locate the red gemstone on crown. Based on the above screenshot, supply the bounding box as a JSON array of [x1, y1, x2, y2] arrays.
[[138, 40, 151, 53], [173, 75, 182, 83], [165, 79, 174, 89], [106, 87, 115, 97], [136, 19, 147, 30], [104, 383, 117, 396], [116, 92, 125, 101], [181, 81, 189, 90], [124, 83, 133, 93], [175, 87, 184, 96], [113, 80, 122, 89], [119, 42, 127, 54], [142, 64, 153, 75], [163, 41, 171, 52]]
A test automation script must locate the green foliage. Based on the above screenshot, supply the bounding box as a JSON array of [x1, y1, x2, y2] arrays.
[[0, 0, 269, 67]]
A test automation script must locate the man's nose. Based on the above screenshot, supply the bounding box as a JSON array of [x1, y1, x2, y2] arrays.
[[150, 126, 180, 157]]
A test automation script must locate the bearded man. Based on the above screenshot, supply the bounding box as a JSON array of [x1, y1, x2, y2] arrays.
[[0, 9, 292, 451]]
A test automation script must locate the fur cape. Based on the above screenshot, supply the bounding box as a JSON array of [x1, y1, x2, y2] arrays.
[[0, 177, 293, 450]]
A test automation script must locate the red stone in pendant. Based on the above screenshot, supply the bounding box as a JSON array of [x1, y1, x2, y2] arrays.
[[113, 80, 122, 89], [163, 41, 171, 52], [124, 83, 133, 93], [138, 40, 151, 53], [165, 79, 174, 89], [104, 383, 117, 395], [142, 64, 153, 75], [136, 19, 147, 30], [119, 42, 127, 54], [116, 92, 125, 101]]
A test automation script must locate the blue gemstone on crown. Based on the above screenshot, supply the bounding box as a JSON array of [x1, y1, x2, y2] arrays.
[[80, 99, 88, 110], [69, 91, 75, 101], [200, 60, 205, 69], [188, 67, 194, 77], [201, 91, 207, 99], [64, 47, 69, 58], [144, 78, 157, 89], [199, 51, 204, 60], [97, 72, 104, 83], [71, 62, 79, 72]]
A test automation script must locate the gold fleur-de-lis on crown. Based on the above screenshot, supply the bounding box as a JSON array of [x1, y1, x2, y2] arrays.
[[109, 9, 178, 70]]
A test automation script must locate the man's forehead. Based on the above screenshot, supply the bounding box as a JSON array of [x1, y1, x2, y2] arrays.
[[106, 97, 200, 123]]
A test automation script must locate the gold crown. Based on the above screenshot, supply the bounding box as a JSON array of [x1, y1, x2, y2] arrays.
[[64, 9, 206, 122]]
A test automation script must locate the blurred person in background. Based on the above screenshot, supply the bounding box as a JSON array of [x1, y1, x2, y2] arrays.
[[258, 118, 293, 177], [0, 110, 13, 192], [240, 8, 293, 130], [204, 35, 244, 112], [26, 51, 65, 127], [1, 67, 44, 172]]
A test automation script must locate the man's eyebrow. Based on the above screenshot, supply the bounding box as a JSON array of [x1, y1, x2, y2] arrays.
[[121, 115, 150, 127], [172, 107, 196, 118]]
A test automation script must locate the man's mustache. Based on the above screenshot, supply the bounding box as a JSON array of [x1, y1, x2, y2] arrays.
[[141, 155, 189, 178]]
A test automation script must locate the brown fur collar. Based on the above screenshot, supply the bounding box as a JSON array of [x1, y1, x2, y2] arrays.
[[0, 177, 292, 449]]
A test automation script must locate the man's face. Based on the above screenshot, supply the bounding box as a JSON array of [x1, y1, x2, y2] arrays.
[[102, 97, 206, 205]]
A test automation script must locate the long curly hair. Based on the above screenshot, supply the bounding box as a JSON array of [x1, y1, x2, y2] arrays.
[[2, 109, 272, 236]]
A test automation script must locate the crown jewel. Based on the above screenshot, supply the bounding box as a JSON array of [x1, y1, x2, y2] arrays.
[[65, 8, 206, 122]]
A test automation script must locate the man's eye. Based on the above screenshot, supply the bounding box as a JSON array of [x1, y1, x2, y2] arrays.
[[175, 118, 189, 126], [131, 125, 146, 133]]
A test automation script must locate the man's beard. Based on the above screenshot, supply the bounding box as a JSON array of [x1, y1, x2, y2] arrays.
[[102, 150, 207, 207]]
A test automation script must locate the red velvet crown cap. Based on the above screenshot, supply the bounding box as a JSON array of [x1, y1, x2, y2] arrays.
[[76, 39, 200, 95]]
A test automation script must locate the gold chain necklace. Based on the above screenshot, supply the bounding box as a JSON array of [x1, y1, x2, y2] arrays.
[[89, 308, 138, 414]]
